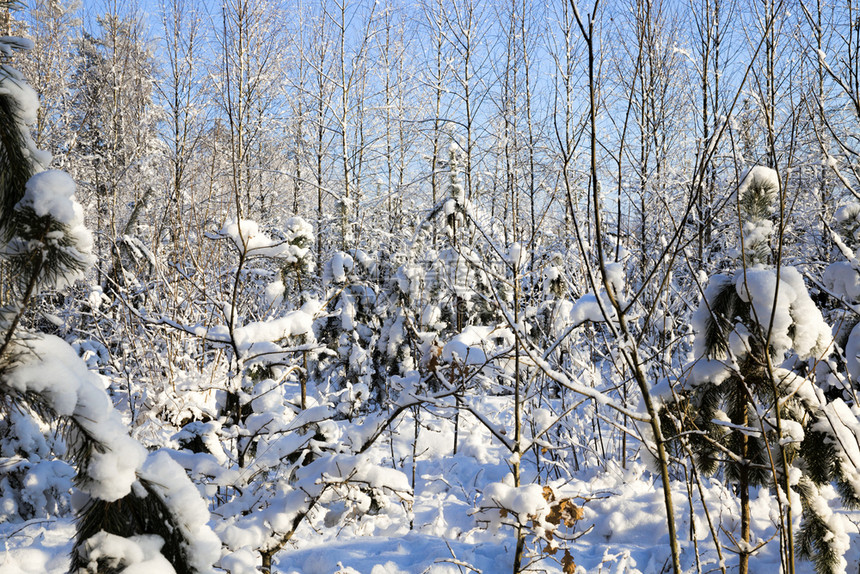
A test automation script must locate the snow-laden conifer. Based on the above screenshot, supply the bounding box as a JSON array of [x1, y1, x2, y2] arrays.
[[664, 167, 855, 574], [0, 34, 218, 574]]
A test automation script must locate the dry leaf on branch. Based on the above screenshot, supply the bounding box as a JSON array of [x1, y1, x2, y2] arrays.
[[562, 549, 576, 573], [547, 498, 583, 528]]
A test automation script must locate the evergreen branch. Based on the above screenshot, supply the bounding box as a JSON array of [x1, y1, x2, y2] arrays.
[[0, 85, 35, 236], [0, 252, 43, 362]]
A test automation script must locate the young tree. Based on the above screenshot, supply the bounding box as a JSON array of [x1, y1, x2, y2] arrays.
[[155, 0, 206, 251], [326, 0, 378, 247], [442, 0, 491, 203], [665, 168, 860, 573], [215, 0, 287, 221]]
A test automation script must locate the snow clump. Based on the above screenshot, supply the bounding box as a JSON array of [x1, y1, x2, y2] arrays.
[[10, 170, 95, 289], [78, 532, 175, 574], [4, 334, 147, 502], [138, 452, 221, 573]]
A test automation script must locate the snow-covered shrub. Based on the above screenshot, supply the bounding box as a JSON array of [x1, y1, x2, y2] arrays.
[[735, 166, 778, 266], [833, 203, 860, 251], [280, 216, 314, 275], [314, 249, 388, 409], [147, 211, 423, 569], [262, 216, 315, 306], [0, 408, 73, 522], [475, 477, 583, 568]]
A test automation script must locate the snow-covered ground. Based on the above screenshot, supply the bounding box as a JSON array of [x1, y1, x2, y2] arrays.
[[6, 395, 859, 574]]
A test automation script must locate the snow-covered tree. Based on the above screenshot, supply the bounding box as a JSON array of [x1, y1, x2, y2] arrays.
[[664, 167, 860, 573], [0, 33, 218, 574], [821, 202, 860, 392], [68, 6, 158, 292], [13, 0, 79, 155]]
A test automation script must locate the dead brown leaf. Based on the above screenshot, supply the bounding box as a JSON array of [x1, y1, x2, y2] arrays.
[[562, 549, 576, 573]]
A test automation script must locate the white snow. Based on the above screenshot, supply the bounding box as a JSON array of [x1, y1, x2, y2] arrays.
[[138, 452, 221, 573], [814, 399, 860, 497], [508, 242, 526, 270], [690, 357, 735, 386], [6, 394, 860, 574], [733, 266, 831, 360], [328, 251, 355, 283], [823, 261, 860, 301], [78, 532, 175, 574], [232, 307, 315, 348], [0, 66, 51, 168], [846, 323, 860, 382], [570, 293, 609, 324], [18, 170, 80, 224], [219, 217, 313, 264], [11, 170, 95, 288], [742, 218, 774, 247], [738, 165, 780, 202], [477, 478, 552, 526], [265, 279, 286, 306], [442, 325, 514, 366], [4, 334, 147, 502], [0, 66, 40, 126]]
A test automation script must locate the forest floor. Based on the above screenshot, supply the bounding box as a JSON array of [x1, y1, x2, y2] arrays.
[[4, 395, 859, 573]]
